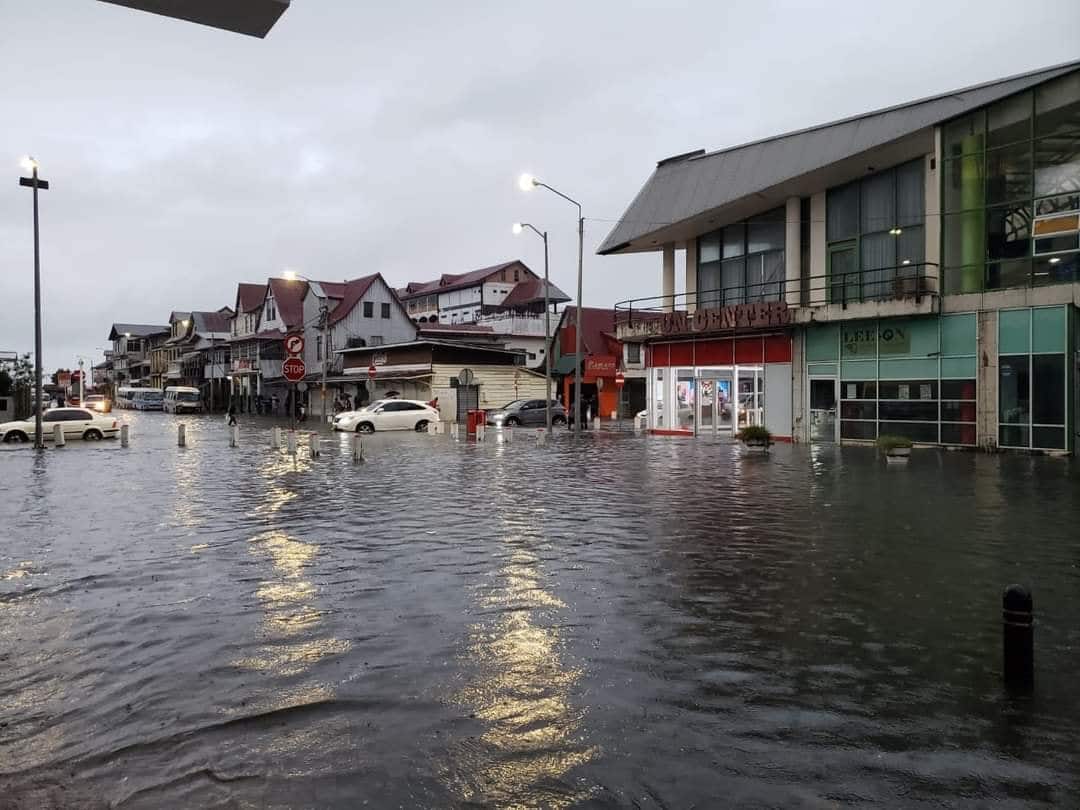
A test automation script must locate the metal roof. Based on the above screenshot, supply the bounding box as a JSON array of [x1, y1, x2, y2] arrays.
[[598, 60, 1080, 255]]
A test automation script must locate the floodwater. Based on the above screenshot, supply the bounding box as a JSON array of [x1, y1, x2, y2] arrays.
[[1, 411, 1078, 808]]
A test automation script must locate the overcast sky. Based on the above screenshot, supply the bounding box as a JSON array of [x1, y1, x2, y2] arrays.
[[1, 0, 1077, 372]]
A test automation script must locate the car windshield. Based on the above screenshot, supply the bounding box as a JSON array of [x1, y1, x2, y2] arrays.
[[177, 392, 200, 402], [500, 400, 528, 411]]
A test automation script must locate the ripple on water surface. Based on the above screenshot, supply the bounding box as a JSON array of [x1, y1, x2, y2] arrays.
[[0, 411, 1078, 807]]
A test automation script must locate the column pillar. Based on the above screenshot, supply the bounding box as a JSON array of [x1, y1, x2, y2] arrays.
[[662, 243, 676, 312], [977, 310, 998, 451], [785, 197, 801, 307], [809, 192, 827, 305], [685, 240, 698, 314]]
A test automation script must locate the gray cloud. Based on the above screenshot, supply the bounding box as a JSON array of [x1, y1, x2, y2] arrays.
[[1, 0, 1077, 373]]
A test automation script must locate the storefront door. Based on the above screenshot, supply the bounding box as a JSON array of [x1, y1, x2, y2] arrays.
[[809, 377, 838, 443], [695, 372, 733, 435]]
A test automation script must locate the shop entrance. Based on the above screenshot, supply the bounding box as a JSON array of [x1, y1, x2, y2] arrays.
[[695, 372, 733, 435], [809, 377, 838, 443]]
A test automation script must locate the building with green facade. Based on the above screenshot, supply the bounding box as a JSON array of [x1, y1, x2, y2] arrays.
[[604, 61, 1080, 453]]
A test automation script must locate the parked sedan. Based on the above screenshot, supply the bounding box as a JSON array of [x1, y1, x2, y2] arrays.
[[486, 399, 568, 428], [332, 399, 440, 433], [0, 408, 120, 443]]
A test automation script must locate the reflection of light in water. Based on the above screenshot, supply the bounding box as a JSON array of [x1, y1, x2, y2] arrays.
[[169, 444, 203, 528], [234, 530, 349, 677], [454, 547, 596, 808]]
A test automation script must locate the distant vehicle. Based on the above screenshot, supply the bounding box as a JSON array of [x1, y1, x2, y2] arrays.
[[486, 399, 568, 428], [84, 394, 111, 413], [332, 399, 440, 433], [0, 408, 119, 443], [116, 386, 139, 409], [132, 389, 164, 411], [163, 386, 202, 414]]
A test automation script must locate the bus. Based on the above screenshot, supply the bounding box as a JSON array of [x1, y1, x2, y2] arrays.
[[163, 386, 203, 414], [116, 387, 138, 409], [132, 389, 164, 411]]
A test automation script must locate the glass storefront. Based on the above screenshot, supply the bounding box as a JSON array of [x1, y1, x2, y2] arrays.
[[998, 306, 1071, 450], [805, 314, 978, 446]]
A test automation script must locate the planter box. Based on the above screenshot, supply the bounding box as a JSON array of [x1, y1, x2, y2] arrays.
[[885, 446, 911, 463]]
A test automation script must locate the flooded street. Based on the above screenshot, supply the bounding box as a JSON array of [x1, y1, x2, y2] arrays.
[[1, 411, 1079, 808]]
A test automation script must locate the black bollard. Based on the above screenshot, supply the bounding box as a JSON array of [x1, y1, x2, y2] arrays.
[[1002, 584, 1033, 693]]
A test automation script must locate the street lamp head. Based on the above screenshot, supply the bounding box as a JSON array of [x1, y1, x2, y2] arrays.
[[512, 223, 524, 235], [518, 173, 538, 192], [20, 155, 38, 172], [180, 319, 190, 327], [124, 332, 132, 338], [282, 269, 299, 281]]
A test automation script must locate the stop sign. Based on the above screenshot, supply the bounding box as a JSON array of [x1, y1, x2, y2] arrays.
[[368, 364, 377, 380], [615, 372, 625, 387], [283, 357, 306, 382]]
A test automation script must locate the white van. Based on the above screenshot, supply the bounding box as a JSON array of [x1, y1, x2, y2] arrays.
[[163, 386, 203, 414]]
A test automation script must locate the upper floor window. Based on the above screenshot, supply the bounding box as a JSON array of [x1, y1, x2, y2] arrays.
[[363, 301, 374, 318], [697, 207, 785, 306], [942, 73, 1080, 293], [381, 302, 391, 319], [826, 159, 925, 302]]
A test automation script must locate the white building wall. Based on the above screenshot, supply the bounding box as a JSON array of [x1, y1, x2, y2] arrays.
[[332, 279, 418, 350]]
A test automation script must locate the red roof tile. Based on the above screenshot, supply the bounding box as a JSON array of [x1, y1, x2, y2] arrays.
[[327, 275, 379, 326], [499, 278, 571, 308], [560, 307, 617, 356], [236, 283, 266, 314], [397, 261, 534, 299], [267, 278, 308, 329]]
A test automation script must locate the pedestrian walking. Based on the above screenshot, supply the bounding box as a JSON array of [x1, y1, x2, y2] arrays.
[[227, 403, 238, 426]]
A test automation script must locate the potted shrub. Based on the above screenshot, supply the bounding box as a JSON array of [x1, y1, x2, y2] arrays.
[[737, 424, 772, 452], [876, 434, 913, 463]]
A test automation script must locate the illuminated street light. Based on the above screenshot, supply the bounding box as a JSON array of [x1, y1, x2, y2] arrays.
[[513, 221, 553, 437], [519, 173, 585, 435]]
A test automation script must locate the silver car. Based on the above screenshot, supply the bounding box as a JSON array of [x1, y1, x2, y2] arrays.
[[486, 399, 567, 428]]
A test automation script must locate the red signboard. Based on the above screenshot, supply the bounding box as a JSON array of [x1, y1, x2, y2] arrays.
[[584, 355, 618, 376], [283, 357, 306, 382], [615, 372, 625, 387], [368, 364, 377, 380]]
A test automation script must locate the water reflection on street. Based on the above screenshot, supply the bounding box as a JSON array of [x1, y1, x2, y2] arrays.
[[0, 410, 1078, 808]]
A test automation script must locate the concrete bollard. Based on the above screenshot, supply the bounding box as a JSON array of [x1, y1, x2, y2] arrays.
[[286, 430, 297, 456], [450, 422, 459, 441], [1003, 584, 1034, 693], [120, 424, 129, 447], [230, 424, 239, 448], [352, 433, 364, 464], [476, 424, 485, 442], [177, 423, 186, 448], [591, 417, 599, 432], [536, 429, 546, 446], [308, 432, 320, 457], [504, 426, 513, 443], [53, 423, 65, 447], [610, 410, 617, 421], [270, 427, 281, 449]]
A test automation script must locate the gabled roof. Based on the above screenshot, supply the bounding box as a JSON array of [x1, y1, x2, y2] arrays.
[[327, 275, 379, 326], [558, 307, 617, 356], [236, 283, 266, 314], [107, 323, 168, 340], [193, 308, 234, 335], [598, 59, 1080, 254], [498, 278, 571, 308], [397, 261, 534, 299], [266, 278, 308, 329]]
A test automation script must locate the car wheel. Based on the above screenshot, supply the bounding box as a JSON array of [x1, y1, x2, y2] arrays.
[[356, 422, 375, 434], [552, 416, 567, 426], [3, 431, 28, 443], [505, 417, 520, 427], [414, 420, 430, 432], [83, 429, 103, 441]]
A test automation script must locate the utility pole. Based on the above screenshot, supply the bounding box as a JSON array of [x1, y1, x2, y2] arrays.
[[19, 157, 48, 449], [320, 301, 329, 426]]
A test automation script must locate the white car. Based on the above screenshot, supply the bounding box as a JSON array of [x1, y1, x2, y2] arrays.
[[0, 407, 120, 443], [332, 399, 440, 434]]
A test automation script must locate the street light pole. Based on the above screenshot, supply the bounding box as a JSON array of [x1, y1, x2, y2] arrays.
[[513, 222, 552, 437], [519, 174, 584, 435], [19, 157, 49, 449]]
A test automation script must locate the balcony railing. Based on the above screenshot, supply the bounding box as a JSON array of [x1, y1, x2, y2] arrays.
[[615, 262, 938, 328]]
